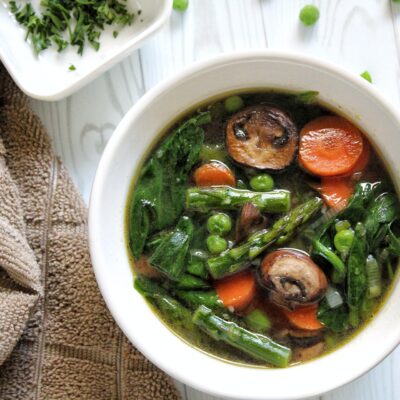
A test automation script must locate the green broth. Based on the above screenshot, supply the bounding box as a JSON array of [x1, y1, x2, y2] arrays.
[[125, 90, 399, 368]]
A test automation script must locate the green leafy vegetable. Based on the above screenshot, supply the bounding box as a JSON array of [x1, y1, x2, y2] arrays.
[[347, 223, 368, 327], [149, 216, 194, 280], [363, 192, 398, 250], [296, 91, 319, 104], [317, 297, 349, 332], [312, 240, 346, 280], [9, 0, 135, 55], [187, 260, 209, 279], [129, 112, 210, 259], [388, 221, 400, 256], [174, 273, 210, 290]]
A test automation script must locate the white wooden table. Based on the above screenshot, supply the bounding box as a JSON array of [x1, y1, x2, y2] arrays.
[[30, 1, 400, 399]]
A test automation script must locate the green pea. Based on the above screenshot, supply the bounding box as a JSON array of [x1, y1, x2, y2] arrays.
[[207, 213, 232, 236], [173, 0, 188, 11], [206, 235, 228, 254], [224, 95, 244, 113], [245, 309, 271, 332], [360, 71, 372, 83], [335, 220, 351, 232], [249, 174, 274, 192], [299, 4, 320, 26], [334, 229, 355, 253]]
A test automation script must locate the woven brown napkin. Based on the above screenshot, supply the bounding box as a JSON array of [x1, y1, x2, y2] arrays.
[[0, 66, 180, 400]]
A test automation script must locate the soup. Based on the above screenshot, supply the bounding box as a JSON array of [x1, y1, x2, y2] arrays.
[[126, 91, 399, 368]]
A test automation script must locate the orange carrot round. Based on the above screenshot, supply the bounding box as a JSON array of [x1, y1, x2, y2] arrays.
[[214, 271, 256, 311], [299, 116, 364, 177], [347, 139, 370, 175], [320, 177, 354, 210], [282, 304, 323, 331], [194, 162, 236, 187]]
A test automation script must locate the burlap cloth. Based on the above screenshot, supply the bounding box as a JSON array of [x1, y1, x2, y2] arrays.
[[0, 66, 180, 400]]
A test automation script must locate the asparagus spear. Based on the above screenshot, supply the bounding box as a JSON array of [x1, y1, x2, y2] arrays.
[[186, 187, 291, 213], [207, 197, 323, 279], [193, 305, 291, 367], [175, 290, 223, 309], [134, 277, 194, 329]]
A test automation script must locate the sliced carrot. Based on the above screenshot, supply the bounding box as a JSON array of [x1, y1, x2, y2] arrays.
[[299, 116, 364, 177], [194, 162, 236, 187], [320, 177, 354, 210], [282, 304, 323, 331], [347, 139, 370, 175], [214, 271, 256, 311]]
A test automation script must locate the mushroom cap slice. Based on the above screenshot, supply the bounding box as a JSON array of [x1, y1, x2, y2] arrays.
[[260, 249, 328, 310], [226, 105, 298, 170], [236, 202, 267, 242]]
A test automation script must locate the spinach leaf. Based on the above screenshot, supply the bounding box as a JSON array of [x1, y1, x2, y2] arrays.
[[363, 193, 398, 249], [312, 182, 385, 273], [347, 223, 368, 325], [387, 220, 400, 256], [312, 240, 346, 279], [341, 181, 385, 223], [317, 298, 349, 333], [149, 216, 194, 280], [129, 112, 210, 259]]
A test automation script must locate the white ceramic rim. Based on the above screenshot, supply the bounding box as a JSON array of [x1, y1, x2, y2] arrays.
[[89, 50, 400, 400], [0, 0, 172, 101]]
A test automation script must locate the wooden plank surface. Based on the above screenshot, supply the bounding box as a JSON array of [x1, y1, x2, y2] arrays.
[[30, 1, 400, 399]]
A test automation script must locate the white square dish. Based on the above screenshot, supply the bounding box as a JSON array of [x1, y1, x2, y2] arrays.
[[0, 0, 171, 101]]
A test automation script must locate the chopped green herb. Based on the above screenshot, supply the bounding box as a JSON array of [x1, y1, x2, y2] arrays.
[[173, 0, 189, 11], [69, 64, 76, 71], [113, 31, 119, 39], [360, 71, 373, 83], [299, 4, 320, 26], [8, 0, 135, 55], [296, 90, 319, 104]]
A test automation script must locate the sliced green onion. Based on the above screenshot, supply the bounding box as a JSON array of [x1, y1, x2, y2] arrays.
[[325, 286, 343, 309], [366, 255, 382, 298]]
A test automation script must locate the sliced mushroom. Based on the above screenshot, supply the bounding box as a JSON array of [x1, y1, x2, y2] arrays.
[[289, 329, 324, 348], [273, 328, 323, 349], [293, 342, 325, 362], [236, 202, 268, 242], [260, 249, 328, 310], [226, 105, 298, 170]]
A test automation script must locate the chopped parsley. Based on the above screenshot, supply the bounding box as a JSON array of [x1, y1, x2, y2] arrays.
[[8, 0, 135, 55]]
